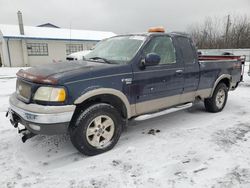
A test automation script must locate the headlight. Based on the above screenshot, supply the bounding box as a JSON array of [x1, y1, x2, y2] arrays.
[[34, 87, 66, 102]]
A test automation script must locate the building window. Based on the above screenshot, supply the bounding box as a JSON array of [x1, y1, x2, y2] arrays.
[[27, 43, 48, 56], [84, 41, 98, 50], [66, 44, 83, 55]]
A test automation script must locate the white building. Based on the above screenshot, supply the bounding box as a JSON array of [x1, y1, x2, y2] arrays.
[[0, 24, 115, 67]]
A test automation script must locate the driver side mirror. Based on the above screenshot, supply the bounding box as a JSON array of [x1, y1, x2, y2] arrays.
[[140, 53, 161, 68]]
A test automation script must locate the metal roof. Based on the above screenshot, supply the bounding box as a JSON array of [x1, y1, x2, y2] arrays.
[[0, 24, 116, 41]]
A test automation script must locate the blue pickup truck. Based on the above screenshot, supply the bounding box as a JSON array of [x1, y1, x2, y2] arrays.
[[7, 28, 245, 155]]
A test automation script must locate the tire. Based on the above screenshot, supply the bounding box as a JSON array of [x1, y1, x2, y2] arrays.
[[69, 103, 123, 156], [204, 83, 228, 113]]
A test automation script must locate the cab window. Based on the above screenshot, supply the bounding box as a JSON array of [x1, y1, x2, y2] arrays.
[[175, 37, 196, 64], [143, 36, 176, 65]]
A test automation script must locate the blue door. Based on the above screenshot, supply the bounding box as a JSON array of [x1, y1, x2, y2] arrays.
[[132, 36, 184, 115]]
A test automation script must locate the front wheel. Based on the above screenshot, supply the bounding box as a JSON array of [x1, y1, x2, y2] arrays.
[[69, 103, 123, 156], [204, 83, 228, 113]]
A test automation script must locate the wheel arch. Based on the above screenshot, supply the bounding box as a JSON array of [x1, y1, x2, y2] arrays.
[[210, 74, 231, 97], [74, 88, 133, 119]]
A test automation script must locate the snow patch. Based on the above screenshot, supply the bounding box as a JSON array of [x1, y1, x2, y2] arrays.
[[0, 64, 250, 187]]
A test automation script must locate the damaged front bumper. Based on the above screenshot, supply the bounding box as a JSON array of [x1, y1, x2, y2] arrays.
[[7, 93, 76, 141]]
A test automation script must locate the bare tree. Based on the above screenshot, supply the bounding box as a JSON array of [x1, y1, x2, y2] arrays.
[[187, 15, 250, 49]]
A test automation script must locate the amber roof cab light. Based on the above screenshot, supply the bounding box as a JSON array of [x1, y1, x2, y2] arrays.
[[148, 26, 165, 33]]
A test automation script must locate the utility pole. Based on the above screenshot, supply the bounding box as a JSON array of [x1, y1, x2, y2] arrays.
[[225, 15, 231, 48]]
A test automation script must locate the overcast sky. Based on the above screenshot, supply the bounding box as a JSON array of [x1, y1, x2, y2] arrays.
[[0, 0, 249, 34]]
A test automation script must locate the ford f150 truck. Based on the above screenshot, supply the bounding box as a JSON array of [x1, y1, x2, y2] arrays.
[[7, 27, 245, 156]]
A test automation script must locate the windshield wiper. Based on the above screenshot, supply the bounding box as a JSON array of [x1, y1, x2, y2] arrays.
[[89, 57, 115, 64]]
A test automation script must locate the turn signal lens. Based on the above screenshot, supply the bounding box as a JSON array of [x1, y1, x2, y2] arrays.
[[51, 88, 66, 102]]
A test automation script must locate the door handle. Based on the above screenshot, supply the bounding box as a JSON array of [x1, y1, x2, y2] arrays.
[[175, 70, 183, 75]]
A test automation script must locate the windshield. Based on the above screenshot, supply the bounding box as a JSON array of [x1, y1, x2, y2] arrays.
[[84, 35, 146, 64]]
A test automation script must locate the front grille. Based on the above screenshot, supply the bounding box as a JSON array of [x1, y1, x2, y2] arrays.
[[16, 79, 32, 102]]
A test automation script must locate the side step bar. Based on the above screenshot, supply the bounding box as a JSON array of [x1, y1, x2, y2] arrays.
[[133, 102, 193, 121]]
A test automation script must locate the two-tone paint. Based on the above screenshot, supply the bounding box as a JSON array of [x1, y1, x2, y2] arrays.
[[10, 32, 244, 135]]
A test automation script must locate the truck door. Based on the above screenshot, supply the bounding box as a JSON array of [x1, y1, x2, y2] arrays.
[[132, 36, 184, 115], [174, 36, 199, 103]]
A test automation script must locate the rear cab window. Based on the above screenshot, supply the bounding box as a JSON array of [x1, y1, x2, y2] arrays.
[[175, 36, 196, 64]]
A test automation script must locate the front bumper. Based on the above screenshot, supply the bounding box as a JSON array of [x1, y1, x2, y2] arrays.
[[8, 93, 76, 135]]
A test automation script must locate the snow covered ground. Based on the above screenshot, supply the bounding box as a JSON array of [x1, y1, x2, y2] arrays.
[[0, 64, 250, 188]]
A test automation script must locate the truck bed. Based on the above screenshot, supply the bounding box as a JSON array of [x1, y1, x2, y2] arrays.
[[198, 55, 245, 92]]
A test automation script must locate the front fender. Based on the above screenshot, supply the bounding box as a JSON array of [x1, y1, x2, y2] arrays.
[[74, 88, 134, 118]]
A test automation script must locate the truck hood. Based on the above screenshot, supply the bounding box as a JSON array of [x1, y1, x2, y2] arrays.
[[16, 61, 111, 85]]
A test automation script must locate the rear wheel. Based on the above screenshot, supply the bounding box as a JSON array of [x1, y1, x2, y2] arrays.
[[204, 83, 228, 113], [69, 103, 122, 156]]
